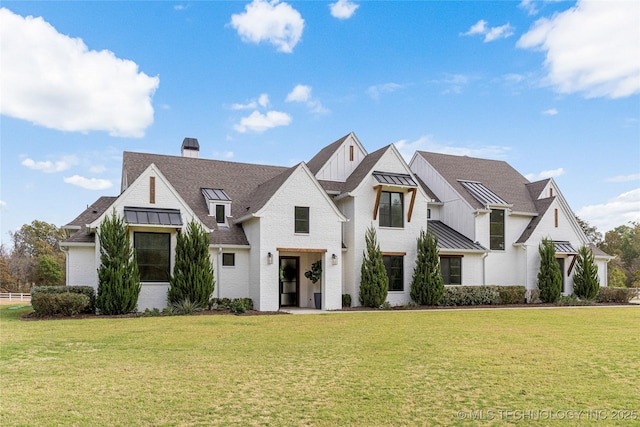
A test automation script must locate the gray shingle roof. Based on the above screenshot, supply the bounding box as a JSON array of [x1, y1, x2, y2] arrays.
[[341, 145, 390, 194], [515, 197, 554, 244], [307, 133, 351, 175], [122, 152, 288, 245], [416, 151, 537, 213], [428, 220, 487, 252], [63, 196, 118, 244]]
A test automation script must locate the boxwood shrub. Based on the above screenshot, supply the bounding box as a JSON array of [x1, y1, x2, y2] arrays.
[[31, 292, 90, 317], [31, 286, 96, 313], [595, 287, 636, 304], [439, 285, 527, 306]]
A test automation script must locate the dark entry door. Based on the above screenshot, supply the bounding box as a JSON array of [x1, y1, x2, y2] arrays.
[[279, 257, 299, 307]]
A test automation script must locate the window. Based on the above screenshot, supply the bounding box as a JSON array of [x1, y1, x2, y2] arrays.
[[383, 255, 404, 291], [215, 204, 225, 224], [295, 206, 309, 234], [379, 191, 404, 228], [134, 232, 170, 282], [222, 253, 235, 267], [490, 209, 505, 250], [441, 256, 462, 285]]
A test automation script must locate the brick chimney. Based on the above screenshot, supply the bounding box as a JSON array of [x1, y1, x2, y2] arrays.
[[181, 137, 200, 158]]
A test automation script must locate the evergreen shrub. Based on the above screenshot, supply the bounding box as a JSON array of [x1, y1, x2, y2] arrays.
[[31, 293, 89, 317]]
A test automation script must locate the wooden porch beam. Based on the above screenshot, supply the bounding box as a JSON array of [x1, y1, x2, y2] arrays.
[[407, 187, 417, 223], [373, 185, 383, 220], [567, 254, 577, 276], [277, 248, 328, 253]]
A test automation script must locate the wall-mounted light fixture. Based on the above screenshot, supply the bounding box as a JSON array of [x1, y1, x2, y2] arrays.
[[331, 253, 338, 265], [267, 252, 273, 264]]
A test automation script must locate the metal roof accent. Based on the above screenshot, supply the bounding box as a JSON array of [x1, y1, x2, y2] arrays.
[[459, 180, 509, 207], [372, 171, 417, 187], [201, 188, 231, 201], [554, 241, 577, 254], [428, 220, 487, 252], [181, 137, 199, 151], [124, 207, 183, 226]]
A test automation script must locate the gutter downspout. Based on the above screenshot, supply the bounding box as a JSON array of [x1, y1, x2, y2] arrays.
[[481, 251, 489, 285], [217, 246, 222, 299]]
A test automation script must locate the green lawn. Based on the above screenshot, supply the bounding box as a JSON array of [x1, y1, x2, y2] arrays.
[[1, 305, 639, 426]]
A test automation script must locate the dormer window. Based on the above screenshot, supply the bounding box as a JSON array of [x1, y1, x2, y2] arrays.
[[202, 188, 231, 226]]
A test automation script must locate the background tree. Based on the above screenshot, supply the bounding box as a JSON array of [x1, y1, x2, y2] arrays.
[[96, 210, 141, 314], [600, 222, 640, 287], [572, 245, 599, 299], [168, 220, 214, 307], [537, 238, 562, 303], [7, 220, 67, 288], [34, 255, 64, 287], [410, 229, 444, 305], [359, 225, 388, 307], [576, 216, 603, 245]]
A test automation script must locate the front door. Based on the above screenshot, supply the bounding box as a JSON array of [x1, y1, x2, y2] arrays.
[[279, 257, 299, 307]]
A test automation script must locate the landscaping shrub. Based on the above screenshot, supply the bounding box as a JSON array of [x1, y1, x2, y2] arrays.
[[537, 239, 562, 303], [170, 298, 202, 315], [556, 295, 594, 306], [495, 286, 526, 304], [359, 225, 388, 307], [595, 287, 636, 304], [573, 245, 600, 300], [31, 293, 90, 317], [342, 294, 352, 308], [31, 286, 96, 313], [410, 229, 444, 306], [439, 286, 501, 306], [209, 297, 253, 313]]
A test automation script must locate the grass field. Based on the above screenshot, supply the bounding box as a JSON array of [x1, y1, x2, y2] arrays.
[[1, 305, 639, 426]]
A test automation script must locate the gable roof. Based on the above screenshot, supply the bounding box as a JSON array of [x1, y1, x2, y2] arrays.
[[122, 151, 288, 245], [307, 133, 351, 175], [62, 196, 117, 244], [416, 151, 537, 214], [515, 197, 554, 244], [341, 145, 389, 194]]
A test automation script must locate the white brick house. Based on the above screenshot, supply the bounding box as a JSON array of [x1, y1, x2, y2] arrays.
[[61, 133, 609, 311]]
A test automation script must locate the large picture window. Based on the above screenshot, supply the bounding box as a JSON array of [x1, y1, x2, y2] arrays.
[[379, 191, 404, 228], [295, 206, 309, 234], [490, 209, 505, 250], [441, 256, 462, 285], [134, 232, 170, 282], [383, 255, 404, 291]]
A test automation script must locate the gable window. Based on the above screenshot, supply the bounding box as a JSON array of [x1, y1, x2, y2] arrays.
[[490, 209, 505, 250], [222, 253, 235, 267], [295, 206, 309, 234], [215, 204, 225, 224], [379, 191, 404, 228], [441, 256, 462, 285], [134, 232, 170, 282], [383, 255, 404, 291]]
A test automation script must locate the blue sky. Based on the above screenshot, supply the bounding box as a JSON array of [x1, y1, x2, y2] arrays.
[[1, 0, 639, 246]]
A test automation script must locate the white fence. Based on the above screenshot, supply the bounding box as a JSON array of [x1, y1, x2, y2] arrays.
[[0, 292, 31, 302]]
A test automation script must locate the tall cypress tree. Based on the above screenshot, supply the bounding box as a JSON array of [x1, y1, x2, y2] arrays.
[[573, 245, 599, 299], [410, 229, 444, 305], [168, 220, 214, 307], [359, 225, 388, 307], [537, 238, 562, 303], [96, 210, 141, 314]]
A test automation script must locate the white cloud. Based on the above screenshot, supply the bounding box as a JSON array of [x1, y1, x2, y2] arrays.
[[366, 82, 404, 100], [285, 84, 329, 114], [542, 108, 558, 116], [63, 175, 113, 190], [577, 188, 640, 233], [393, 135, 511, 162], [0, 8, 159, 138], [229, 0, 304, 53], [606, 173, 640, 183], [432, 74, 476, 95], [329, 0, 359, 20], [524, 167, 565, 181], [519, 0, 538, 16], [517, 0, 640, 98], [213, 151, 235, 159], [0, 200, 6, 210], [21, 155, 78, 173], [462, 19, 514, 42], [233, 110, 292, 133], [231, 93, 270, 110]]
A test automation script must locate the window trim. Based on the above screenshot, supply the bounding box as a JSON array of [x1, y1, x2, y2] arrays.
[[294, 206, 310, 234], [222, 253, 235, 267], [134, 232, 171, 283], [215, 204, 226, 224], [490, 209, 505, 251], [382, 253, 404, 292], [440, 255, 462, 285], [379, 190, 404, 228]]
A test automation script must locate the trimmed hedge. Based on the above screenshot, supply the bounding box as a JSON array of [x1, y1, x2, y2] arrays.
[[209, 297, 254, 313], [31, 286, 96, 313], [439, 285, 527, 306], [31, 293, 90, 317], [342, 294, 352, 308], [595, 287, 636, 304]]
